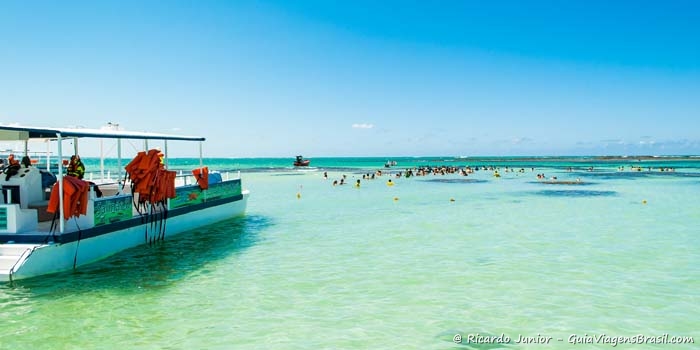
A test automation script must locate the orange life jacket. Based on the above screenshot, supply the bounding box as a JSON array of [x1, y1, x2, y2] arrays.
[[47, 176, 89, 220], [192, 167, 209, 190], [164, 170, 176, 198], [125, 149, 177, 204]]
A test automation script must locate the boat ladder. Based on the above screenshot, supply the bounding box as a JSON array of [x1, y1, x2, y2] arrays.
[[0, 244, 40, 282]]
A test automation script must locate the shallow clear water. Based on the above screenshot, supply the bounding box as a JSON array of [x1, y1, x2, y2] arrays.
[[1, 158, 698, 349]]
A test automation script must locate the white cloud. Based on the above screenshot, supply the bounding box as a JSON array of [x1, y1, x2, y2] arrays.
[[600, 139, 625, 145], [352, 123, 374, 129], [511, 137, 533, 145]]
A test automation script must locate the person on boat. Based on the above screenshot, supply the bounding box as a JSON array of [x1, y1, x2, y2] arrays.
[[65, 155, 103, 197], [6, 154, 19, 167], [21, 155, 32, 168], [157, 149, 165, 165], [67, 155, 85, 179], [3, 154, 21, 181]]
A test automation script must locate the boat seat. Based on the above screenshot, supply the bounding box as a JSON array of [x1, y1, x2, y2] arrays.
[[28, 200, 54, 222]]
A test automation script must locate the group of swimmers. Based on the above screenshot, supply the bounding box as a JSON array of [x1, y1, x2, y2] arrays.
[[321, 165, 538, 186], [623, 166, 676, 172], [319, 162, 685, 189], [323, 171, 395, 187]]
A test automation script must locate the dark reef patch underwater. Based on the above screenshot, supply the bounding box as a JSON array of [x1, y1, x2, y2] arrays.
[[534, 190, 618, 197]]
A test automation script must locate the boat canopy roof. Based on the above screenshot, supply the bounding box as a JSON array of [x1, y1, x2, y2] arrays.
[[0, 124, 205, 142]]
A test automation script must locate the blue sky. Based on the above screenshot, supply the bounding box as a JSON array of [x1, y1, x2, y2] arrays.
[[1, 0, 698, 157]]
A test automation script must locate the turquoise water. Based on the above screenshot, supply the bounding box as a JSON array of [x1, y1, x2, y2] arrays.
[[1, 157, 699, 349]]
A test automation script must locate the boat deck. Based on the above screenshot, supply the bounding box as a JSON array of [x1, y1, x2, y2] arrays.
[[1, 221, 68, 244]]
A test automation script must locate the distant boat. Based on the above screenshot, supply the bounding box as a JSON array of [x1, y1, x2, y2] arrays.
[[384, 160, 397, 168], [294, 155, 310, 167]]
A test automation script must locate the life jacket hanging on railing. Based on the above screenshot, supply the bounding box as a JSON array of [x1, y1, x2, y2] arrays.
[[124, 149, 177, 205], [47, 176, 89, 220], [192, 166, 209, 190]]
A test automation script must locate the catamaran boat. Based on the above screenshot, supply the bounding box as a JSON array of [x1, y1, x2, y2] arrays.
[[0, 124, 249, 282]]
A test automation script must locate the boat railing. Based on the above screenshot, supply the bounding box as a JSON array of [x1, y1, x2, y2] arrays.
[[173, 170, 241, 186], [85, 169, 241, 185], [83, 169, 241, 188]]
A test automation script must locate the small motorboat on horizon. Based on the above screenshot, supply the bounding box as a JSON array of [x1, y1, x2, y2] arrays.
[[294, 155, 310, 167]]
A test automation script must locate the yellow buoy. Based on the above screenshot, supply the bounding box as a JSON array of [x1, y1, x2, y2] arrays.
[[450, 198, 455, 202], [296, 192, 301, 199], [642, 200, 647, 204], [393, 197, 399, 201]]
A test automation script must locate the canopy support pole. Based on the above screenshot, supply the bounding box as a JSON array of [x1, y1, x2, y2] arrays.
[[57, 133, 65, 234]]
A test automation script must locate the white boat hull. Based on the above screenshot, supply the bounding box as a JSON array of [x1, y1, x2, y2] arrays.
[[1, 190, 248, 282]]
